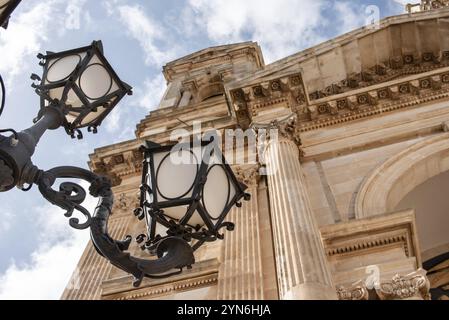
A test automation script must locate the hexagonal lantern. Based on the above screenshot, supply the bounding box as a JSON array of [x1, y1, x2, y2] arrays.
[[33, 40, 132, 138], [136, 136, 250, 253]]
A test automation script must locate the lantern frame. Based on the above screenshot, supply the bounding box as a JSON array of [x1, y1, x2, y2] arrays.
[[33, 40, 132, 139], [0, 0, 21, 29], [0, 74, 5, 116], [137, 137, 250, 252]]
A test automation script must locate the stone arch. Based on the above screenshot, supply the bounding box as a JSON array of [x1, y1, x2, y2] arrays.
[[355, 133, 449, 218]]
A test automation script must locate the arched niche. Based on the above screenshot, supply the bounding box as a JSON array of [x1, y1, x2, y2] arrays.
[[355, 133, 449, 219]]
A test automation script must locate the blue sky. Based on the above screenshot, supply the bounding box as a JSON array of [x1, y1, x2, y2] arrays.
[[0, 0, 410, 299]]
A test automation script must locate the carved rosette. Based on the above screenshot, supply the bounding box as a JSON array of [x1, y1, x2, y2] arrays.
[[376, 269, 431, 300], [337, 281, 369, 300]]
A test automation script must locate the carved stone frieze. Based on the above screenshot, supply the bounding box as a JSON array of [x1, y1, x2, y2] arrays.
[[309, 51, 449, 101], [299, 68, 449, 132], [90, 148, 144, 187], [231, 73, 306, 128], [376, 269, 431, 300]]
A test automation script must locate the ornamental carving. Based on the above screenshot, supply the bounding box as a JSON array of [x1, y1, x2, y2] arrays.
[[231, 73, 306, 129], [112, 192, 140, 215], [376, 269, 431, 300], [252, 114, 302, 148], [309, 51, 449, 101], [299, 68, 449, 132], [90, 148, 143, 187], [336, 281, 369, 300], [233, 165, 260, 188]]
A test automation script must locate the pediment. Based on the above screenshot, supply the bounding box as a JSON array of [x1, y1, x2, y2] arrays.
[[163, 42, 264, 81]]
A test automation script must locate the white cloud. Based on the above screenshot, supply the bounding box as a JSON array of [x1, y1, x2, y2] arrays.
[[0, 211, 14, 233], [0, 0, 92, 84], [134, 74, 167, 111], [333, 2, 367, 34], [0, 0, 58, 80], [0, 181, 95, 300], [109, 4, 177, 67], [183, 0, 328, 63], [181, 0, 384, 63]]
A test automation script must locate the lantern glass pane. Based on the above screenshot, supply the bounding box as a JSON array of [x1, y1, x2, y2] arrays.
[[154, 149, 198, 201], [0, 79, 4, 108], [80, 105, 107, 125], [78, 55, 117, 101], [202, 165, 230, 220], [45, 54, 83, 84], [49, 87, 83, 109]]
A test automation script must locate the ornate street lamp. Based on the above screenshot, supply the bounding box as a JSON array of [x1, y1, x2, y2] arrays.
[[32, 40, 132, 139], [136, 137, 250, 253], [0, 0, 21, 29], [0, 39, 250, 288]]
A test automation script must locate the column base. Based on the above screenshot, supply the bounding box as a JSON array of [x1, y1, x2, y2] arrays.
[[283, 283, 338, 300]]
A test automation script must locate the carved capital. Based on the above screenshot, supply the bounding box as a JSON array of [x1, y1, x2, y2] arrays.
[[337, 281, 369, 300], [376, 268, 431, 300], [232, 165, 260, 188]]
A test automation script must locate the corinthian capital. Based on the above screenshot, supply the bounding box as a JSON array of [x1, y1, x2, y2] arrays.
[[251, 113, 302, 147], [232, 164, 260, 188], [376, 268, 431, 300]]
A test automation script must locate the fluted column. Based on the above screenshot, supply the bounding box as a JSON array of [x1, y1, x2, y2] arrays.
[[217, 165, 266, 299], [262, 115, 337, 300]]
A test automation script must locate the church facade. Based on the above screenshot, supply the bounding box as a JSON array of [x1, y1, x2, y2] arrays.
[[62, 4, 449, 300]]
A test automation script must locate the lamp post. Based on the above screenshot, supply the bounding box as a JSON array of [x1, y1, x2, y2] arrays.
[[0, 0, 21, 29], [0, 40, 250, 287]]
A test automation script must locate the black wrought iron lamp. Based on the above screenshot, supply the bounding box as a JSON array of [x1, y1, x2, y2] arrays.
[[0, 0, 21, 29], [32, 40, 132, 139], [136, 137, 250, 253], [0, 37, 250, 288], [0, 40, 131, 193]]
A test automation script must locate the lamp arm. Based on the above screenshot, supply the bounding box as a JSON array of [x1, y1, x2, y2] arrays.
[[35, 166, 195, 287], [0, 105, 64, 190]]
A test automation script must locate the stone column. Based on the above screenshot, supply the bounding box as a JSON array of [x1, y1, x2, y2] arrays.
[[217, 165, 266, 300], [262, 115, 337, 300]]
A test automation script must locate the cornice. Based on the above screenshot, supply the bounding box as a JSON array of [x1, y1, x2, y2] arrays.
[[101, 259, 220, 300], [299, 66, 449, 131], [320, 209, 421, 268]]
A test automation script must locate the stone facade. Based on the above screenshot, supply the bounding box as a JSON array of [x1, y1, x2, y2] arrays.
[[61, 6, 449, 300]]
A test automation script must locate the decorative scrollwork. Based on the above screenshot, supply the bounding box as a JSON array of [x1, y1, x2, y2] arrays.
[[37, 167, 93, 230], [35, 166, 195, 287]]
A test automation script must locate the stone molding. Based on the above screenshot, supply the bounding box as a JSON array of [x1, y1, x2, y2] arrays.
[[320, 209, 421, 268], [101, 259, 220, 300], [299, 67, 449, 132]]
